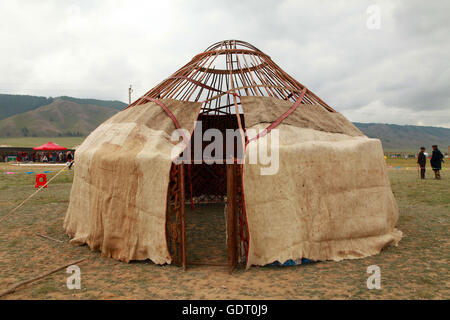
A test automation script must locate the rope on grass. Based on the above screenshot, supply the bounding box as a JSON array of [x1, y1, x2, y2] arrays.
[[0, 162, 71, 224]]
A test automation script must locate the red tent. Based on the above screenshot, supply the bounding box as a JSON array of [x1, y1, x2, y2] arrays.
[[33, 141, 67, 151]]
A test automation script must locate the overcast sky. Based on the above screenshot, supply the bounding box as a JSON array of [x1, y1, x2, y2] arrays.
[[0, 0, 449, 127]]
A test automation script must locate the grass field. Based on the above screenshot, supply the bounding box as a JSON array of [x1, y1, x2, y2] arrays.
[[0, 137, 85, 148], [0, 158, 448, 300]]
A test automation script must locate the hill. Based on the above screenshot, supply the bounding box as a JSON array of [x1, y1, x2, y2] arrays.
[[0, 94, 54, 120], [0, 93, 127, 120], [57, 96, 127, 110], [0, 98, 118, 137], [354, 122, 450, 152]]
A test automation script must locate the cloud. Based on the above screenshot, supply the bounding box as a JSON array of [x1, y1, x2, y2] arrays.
[[342, 100, 450, 128], [0, 0, 448, 127]]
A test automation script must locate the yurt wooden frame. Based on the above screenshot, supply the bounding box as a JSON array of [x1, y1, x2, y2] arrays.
[[129, 40, 335, 114]]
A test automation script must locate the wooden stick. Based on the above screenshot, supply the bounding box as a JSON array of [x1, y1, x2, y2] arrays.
[[36, 233, 63, 243], [0, 257, 87, 298]]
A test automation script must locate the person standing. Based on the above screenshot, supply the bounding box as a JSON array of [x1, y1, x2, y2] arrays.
[[417, 147, 426, 179], [67, 151, 74, 169], [430, 145, 444, 180]]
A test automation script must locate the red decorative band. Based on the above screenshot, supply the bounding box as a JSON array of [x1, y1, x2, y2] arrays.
[[246, 88, 307, 144]]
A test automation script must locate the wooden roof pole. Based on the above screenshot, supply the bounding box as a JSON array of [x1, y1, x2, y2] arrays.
[[226, 41, 245, 160]]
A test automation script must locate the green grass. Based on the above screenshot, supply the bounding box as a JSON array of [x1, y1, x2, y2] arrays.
[[0, 159, 448, 300], [0, 136, 85, 148]]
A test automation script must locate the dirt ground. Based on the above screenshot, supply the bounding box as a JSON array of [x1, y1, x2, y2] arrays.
[[0, 158, 448, 300], [186, 203, 228, 265]]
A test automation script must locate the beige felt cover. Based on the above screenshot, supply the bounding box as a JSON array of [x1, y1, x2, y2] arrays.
[[64, 99, 201, 263], [242, 96, 364, 137], [241, 97, 401, 267]]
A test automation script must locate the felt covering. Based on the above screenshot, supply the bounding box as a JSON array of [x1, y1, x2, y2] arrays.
[[241, 97, 401, 267], [64, 99, 201, 263]]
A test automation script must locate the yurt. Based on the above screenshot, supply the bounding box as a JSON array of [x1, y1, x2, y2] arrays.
[[64, 40, 402, 272]]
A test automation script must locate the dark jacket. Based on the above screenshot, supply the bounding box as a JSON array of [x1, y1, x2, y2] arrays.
[[430, 149, 444, 170], [417, 151, 426, 167]]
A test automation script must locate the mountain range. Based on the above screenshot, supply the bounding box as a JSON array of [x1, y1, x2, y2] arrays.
[[354, 122, 449, 151], [0, 98, 120, 137], [0, 94, 448, 151]]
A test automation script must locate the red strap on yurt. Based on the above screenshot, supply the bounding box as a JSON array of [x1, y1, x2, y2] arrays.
[[246, 88, 307, 145], [141, 97, 191, 156], [142, 97, 183, 130]]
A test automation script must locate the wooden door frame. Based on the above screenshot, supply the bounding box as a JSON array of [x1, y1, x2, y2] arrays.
[[226, 163, 238, 274], [166, 163, 186, 270], [168, 163, 240, 272], [178, 164, 186, 270]]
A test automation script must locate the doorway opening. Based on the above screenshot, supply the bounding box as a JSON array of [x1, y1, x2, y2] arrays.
[[166, 114, 249, 272]]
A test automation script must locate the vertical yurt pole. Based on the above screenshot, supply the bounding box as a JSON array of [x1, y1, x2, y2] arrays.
[[178, 164, 186, 270], [226, 162, 237, 273], [226, 41, 245, 152]]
